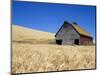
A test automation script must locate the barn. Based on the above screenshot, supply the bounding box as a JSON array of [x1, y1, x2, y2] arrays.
[[55, 21, 93, 45]]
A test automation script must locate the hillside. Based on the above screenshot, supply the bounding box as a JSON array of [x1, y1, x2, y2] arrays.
[[12, 25, 96, 74], [12, 25, 55, 44]]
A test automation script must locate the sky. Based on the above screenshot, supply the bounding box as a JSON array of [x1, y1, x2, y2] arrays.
[[12, 0, 96, 40]]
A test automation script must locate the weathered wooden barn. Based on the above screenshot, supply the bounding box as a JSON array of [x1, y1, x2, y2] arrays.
[[55, 21, 93, 45]]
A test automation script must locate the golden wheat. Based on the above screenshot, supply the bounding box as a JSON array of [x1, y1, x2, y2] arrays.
[[12, 44, 95, 73]]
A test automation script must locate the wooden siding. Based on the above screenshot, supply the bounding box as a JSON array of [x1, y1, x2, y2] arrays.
[[80, 35, 93, 45], [55, 24, 80, 45]]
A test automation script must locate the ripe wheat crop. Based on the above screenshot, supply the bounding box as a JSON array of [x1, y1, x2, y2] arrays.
[[12, 44, 95, 73]]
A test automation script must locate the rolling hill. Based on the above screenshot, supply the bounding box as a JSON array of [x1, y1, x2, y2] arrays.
[[12, 25, 55, 44]]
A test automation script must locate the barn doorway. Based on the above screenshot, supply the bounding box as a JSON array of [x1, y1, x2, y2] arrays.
[[74, 39, 79, 45], [56, 40, 62, 45]]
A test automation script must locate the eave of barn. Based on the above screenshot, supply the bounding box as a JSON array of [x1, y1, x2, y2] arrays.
[[55, 21, 72, 37], [72, 24, 91, 37]]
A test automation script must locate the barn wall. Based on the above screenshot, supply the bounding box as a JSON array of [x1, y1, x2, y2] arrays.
[[55, 24, 80, 45], [80, 35, 93, 45]]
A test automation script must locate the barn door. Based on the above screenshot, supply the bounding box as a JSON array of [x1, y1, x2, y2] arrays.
[[74, 39, 79, 45], [56, 40, 62, 45]]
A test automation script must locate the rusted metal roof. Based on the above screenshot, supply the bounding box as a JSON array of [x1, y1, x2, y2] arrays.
[[72, 24, 91, 37]]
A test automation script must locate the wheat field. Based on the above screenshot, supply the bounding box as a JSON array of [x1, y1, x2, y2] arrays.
[[12, 25, 96, 73]]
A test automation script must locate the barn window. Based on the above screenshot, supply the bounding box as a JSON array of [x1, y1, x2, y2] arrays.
[[56, 40, 62, 45], [74, 39, 79, 45]]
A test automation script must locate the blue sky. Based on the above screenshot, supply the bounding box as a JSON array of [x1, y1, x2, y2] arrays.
[[12, 1, 96, 40]]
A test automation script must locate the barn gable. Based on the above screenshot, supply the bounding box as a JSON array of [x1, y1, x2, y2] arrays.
[[55, 21, 80, 45]]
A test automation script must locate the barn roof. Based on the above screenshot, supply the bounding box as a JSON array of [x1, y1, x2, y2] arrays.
[[55, 21, 92, 37], [72, 23, 91, 37]]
